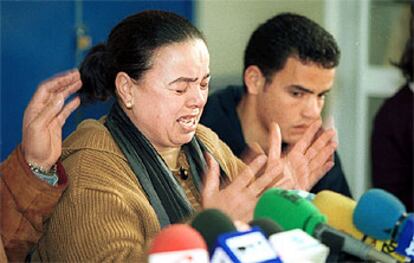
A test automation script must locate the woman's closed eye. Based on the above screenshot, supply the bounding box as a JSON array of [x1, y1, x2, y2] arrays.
[[200, 81, 209, 90], [170, 84, 188, 95], [174, 88, 187, 94]]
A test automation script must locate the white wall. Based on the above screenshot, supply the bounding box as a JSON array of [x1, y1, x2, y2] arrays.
[[325, 0, 407, 198]]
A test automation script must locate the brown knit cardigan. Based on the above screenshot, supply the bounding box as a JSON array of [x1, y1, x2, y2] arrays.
[[33, 119, 245, 262]]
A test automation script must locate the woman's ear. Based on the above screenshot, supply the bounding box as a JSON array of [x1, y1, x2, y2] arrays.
[[243, 65, 266, 95], [115, 72, 134, 109]]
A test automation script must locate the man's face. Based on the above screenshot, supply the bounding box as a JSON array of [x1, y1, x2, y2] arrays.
[[256, 56, 336, 145]]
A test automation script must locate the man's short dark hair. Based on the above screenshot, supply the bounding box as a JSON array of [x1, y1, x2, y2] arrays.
[[244, 12, 340, 82]]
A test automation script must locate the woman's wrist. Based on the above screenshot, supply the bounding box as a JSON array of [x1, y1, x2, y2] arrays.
[[22, 148, 54, 172], [27, 162, 59, 186], [28, 162, 57, 175]]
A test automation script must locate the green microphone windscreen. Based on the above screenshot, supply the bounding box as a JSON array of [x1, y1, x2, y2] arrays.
[[190, 209, 236, 253], [254, 188, 326, 236]]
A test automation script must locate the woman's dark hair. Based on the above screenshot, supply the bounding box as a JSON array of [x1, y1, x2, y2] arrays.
[[244, 12, 340, 84], [79, 10, 205, 103]]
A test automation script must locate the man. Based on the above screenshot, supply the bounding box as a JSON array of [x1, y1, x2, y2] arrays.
[[0, 70, 81, 261], [201, 13, 351, 196]]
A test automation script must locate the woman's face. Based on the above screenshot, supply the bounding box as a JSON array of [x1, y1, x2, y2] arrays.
[[128, 39, 210, 152]]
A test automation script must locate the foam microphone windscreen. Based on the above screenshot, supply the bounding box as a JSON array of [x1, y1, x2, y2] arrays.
[[353, 189, 406, 240], [249, 218, 284, 238], [190, 209, 237, 253], [254, 188, 326, 236], [313, 191, 409, 262], [313, 190, 364, 239], [148, 224, 208, 263]]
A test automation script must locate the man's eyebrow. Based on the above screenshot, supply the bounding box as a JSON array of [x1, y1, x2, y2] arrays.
[[168, 73, 210, 85], [289, 85, 315, 94], [318, 89, 331, 96], [289, 85, 330, 95]]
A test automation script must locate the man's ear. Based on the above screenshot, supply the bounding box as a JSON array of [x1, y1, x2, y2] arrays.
[[115, 72, 134, 109], [243, 65, 266, 95]]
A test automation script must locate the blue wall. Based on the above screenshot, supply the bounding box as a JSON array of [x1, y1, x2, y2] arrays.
[[1, 0, 193, 160]]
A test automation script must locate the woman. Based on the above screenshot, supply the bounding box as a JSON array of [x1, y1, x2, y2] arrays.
[[33, 10, 286, 261]]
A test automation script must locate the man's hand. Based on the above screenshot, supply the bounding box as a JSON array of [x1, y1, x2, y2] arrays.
[[281, 120, 336, 190], [22, 70, 82, 171], [240, 120, 336, 191]]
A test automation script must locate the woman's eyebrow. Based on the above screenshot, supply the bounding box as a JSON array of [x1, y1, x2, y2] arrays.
[[168, 73, 210, 85]]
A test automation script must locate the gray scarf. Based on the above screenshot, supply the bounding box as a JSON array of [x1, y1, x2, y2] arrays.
[[105, 102, 229, 227]]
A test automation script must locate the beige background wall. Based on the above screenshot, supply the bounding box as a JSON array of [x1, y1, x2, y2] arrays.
[[195, 0, 325, 90]]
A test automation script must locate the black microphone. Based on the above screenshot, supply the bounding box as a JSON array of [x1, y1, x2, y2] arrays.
[[249, 218, 283, 238], [191, 209, 237, 254]]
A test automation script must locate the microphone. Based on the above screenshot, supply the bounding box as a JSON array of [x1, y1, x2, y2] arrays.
[[249, 218, 284, 238], [395, 215, 414, 259], [313, 190, 409, 262], [312, 190, 370, 240], [250, 217, 329, 263], [210, 227, 282, 263], [254, 188, 397, 263], [148, 224, 209, 263], [190, 209, 237, 254], [354, 188, 407, 241], [191, 209, 281, 263], [268, 229, 330, 263], [353, 189, 414, 260]]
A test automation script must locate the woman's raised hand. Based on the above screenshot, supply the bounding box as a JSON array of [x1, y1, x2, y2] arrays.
[[22, 70, 82, 171]]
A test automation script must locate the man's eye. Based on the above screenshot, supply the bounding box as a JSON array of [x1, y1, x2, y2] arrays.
[[291, 91, 303, 98]]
